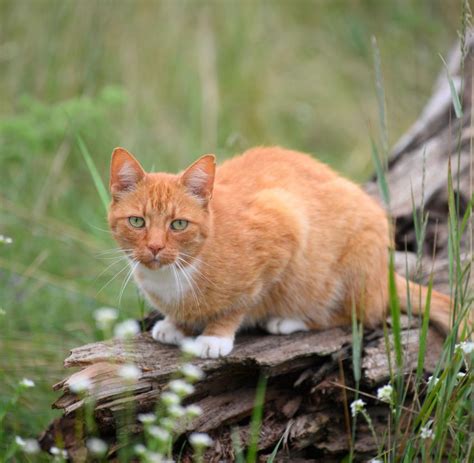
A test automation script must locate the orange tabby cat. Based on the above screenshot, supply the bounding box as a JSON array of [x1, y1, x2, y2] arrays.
[[108, 146, 454, 358]]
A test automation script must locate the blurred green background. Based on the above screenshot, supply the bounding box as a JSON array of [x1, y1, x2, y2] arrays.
[[0, 0, 462, 441]]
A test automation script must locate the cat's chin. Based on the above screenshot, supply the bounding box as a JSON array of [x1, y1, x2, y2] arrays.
[[140, 259, 172, 271]]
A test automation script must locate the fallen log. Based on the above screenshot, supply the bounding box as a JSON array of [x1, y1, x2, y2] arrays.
[[39, 32, 473, 462]]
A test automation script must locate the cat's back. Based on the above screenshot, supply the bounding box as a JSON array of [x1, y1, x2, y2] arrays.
[[215, 146, 337, 193]]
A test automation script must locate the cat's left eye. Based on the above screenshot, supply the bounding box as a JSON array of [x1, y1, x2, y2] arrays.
[[170, 219, 188, 231], [129, 216, 145, 228]]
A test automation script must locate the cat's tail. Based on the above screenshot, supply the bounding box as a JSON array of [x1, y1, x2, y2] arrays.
[[394, 273, 455, 335]]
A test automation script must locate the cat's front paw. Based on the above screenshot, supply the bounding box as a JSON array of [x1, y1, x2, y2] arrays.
[[151, 317, 185, 345], [194, 335, 234, 358], [264, 317, 309, 335]]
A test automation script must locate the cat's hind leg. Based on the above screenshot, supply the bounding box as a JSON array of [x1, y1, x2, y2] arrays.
[[263, 317, 309, 335]]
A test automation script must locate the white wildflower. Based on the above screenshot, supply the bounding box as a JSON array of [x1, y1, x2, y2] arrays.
[[185, 404, 203, 418], [114, 319, 140, 339], [15, 436, 25, 447], [428, 376, 439, 386], [420, 420, 434, 440], [180, 338, 201, 357], [161, 391, 180, 406], [134, 443, 146, 455], [94, 307, 118, 329], [350, 399, 366, 417], [456, 372, 466, 381], [456, 341, 474, 355], [376, 384, 393, 405], [69, 376, 92, 393], [87, 437, 108, 456], [169, 379, 195, 397], [147, 425, 170, 442], [189, 432, 213, 448], [168, 404, 186, 418], [369, 460, 383, 463], [159, 417, 175, 430], [181, 363, 205, 382], [118, 363, 141, 381], [50, 446, 67, 458], [138, 413, 156, 424], [0, 234, 13, 244], [23, 439, 40, 454], [19, 378, 35, 388], [146, 452, 165, 463]]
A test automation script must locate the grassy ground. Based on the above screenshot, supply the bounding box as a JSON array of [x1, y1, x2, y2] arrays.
[[0, 0, 465, 455]]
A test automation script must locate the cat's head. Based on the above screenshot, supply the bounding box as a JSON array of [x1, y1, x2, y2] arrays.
[[108, 147, 215, 270]]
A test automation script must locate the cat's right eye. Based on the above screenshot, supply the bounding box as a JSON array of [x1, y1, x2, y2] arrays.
[[129, 216, 145, 228]]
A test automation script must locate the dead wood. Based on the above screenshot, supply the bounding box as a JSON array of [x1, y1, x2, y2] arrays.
[[39, 33, 473, 462]]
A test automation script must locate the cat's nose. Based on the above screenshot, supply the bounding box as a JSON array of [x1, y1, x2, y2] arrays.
[[147, 244, 164, 256]]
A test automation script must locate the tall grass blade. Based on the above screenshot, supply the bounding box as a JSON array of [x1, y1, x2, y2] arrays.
[[351, 297, 362, 385], [388, 252, 403, 370], [77, 134, 110, 214], [246, 375, 267, 463], [415, 276, 432, 383], [439, 54, 463, 118], [370, 138, 390, 207], [371, 36, 389, 159]]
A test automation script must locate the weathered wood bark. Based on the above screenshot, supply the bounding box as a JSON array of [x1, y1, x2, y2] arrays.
[[39, 34, 473, 462]]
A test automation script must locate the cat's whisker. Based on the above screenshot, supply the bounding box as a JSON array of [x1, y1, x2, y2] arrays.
[[95, 256, 129, 281], [171, 263, 184, 317], [97, 260, 134, 295], [178, 251, 219, 271], [175, 259, 201, 314], [95, 247, 134, 257], [118, 259, 139, 306], [177, 255, 219, 289]]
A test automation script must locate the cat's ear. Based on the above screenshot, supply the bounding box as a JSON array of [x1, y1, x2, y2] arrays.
[[109, 147, 145, 198], [180, 154, 216, 205]]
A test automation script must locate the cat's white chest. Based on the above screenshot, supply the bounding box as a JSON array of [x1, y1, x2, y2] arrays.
[[134, 263, 197, 306]]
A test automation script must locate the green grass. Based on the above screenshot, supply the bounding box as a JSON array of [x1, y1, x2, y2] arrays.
[[0, 0, 469, 460]]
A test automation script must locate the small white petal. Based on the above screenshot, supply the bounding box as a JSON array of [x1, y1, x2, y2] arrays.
[[87, 438, 108, 456], [23, 439, 40, 454], [161, 391, 180, 406], [420, 419, 434, 439], [134, 444, 146, 455], [350, 399, 366, 417], [15, 436, 25, 447], [118, 364, 141, 381], [94, 307, 119, 329], [147, 426, 170, 442], [19, 378, 35, 388], [69, 377, 92, 393], [168, 404, 185, 418], [376, 384, 393, 404], [181, 363, 205, 382], [189, 432, 213, 447], [456, 341, 474, 354], [180, 338, 201, 356], [185, 404, 203, 418], [114, 319, 140, 339], [169, 379, 195, 397], [138, 413, 156, 424], [159, 417, 175, 430], [50, 446, 61, 456]]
